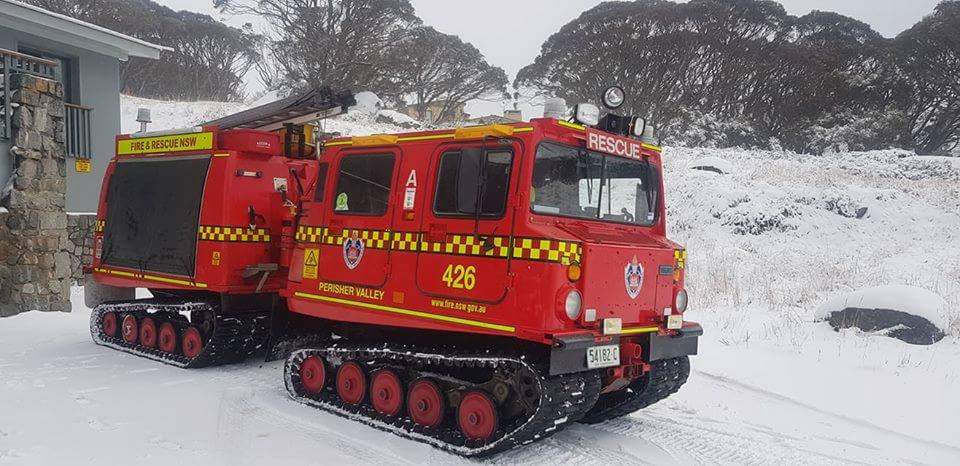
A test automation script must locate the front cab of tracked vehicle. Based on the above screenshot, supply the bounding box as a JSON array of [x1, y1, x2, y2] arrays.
[[282, 114, 700, 390]]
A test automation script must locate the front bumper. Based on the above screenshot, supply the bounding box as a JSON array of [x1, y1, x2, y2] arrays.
[[548, 323, 703, 376], [646, 323, 701, 362]]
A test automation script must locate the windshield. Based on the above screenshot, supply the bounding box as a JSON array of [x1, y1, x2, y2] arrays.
[[531, 141, 660, 226]]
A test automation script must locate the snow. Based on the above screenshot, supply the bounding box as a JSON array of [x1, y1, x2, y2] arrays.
[[121, 92, 420, 137], [121, 95, 249, 135], [6, 96, 960, 463], [816, 285, 951, 330], [1, 288, 958, 465], [351, 91, 384, 115]]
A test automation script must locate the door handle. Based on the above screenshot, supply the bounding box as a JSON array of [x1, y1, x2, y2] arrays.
[[328, 219, 344, 235]]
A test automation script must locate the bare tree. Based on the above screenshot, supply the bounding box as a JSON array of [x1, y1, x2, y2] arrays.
[[386, 27, 508, 124], [515, 0, 915, 152], [22, 0, 261, 101], [895, 1, 960, 154], [216, 0, 420, 98]]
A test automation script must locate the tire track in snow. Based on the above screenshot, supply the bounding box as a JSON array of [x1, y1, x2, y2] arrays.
[[695, 369, 960, 456], [587, 410, 846, 465], [494, 422, 694, 465], [216, 387, 424, 465]]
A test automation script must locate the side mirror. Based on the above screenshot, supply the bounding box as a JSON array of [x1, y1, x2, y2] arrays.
[[457, 148, 483, 214]]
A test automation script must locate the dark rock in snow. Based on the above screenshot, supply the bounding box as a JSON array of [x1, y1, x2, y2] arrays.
[[827, 308, 946, 345]]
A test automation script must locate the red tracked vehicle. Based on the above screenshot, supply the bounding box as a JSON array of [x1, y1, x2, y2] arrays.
[[85, 87, 700, 456]]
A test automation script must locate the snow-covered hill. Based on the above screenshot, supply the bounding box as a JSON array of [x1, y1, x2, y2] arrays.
[[2, 96, 957, 464], [120, 92, 417, 136]]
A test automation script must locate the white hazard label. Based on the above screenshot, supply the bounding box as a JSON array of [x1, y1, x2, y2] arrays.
[[404, 187, 416, 210], [404, 170, 417, 210]]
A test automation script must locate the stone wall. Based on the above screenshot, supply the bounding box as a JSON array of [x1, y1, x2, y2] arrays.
[[67, 213, 96, 283], [0, 74, 71, 316]]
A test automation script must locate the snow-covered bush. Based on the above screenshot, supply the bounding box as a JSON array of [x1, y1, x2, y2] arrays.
[[806, 110, 908, 155], [665, 146, 960, 345], [816, 285, 949, 345], [660, 108, 763, 149]]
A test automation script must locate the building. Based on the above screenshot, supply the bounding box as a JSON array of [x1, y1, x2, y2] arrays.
[[398, 101, 469, 126], [0, 0, 165, 212], [0, 0, 164, 316], [464, 109, 524, 126]]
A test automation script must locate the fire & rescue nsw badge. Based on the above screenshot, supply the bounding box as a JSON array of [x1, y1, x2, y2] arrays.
[[343, 232, 365, 269], [625, 255, 644, 299]]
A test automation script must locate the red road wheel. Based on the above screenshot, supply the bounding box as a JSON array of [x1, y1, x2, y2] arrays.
[[336, 362, 367, 405], [370, 369, 404, 416], [101, 312, 118, 338], [299, 356, 327, 395], [407, 379, 445, 428], [121, 314, 138, 344], [181, 327, 204, 359], [158, 322, 177, 354], [139, 317, 158, 348], [458, 391, 498, 441]]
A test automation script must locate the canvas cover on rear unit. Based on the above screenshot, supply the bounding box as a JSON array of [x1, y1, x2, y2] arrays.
[[100, 156, 211, 277]]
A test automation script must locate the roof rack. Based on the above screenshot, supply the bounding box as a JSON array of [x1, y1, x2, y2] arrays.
[[203, 87, 356, 131]]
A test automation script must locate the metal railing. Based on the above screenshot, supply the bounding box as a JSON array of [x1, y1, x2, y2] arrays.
[[65, 103, 93, 159], [1, 48, 58, 141]]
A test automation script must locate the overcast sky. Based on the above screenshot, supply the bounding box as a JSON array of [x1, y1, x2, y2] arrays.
[[157, 0, 941, 115]]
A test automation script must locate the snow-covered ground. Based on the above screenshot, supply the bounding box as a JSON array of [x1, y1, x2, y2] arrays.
[[2, 287, 957, 465], [3, 96, 958, 464]]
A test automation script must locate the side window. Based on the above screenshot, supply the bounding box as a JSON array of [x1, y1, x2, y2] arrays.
[[434, 149, 513, 217], [333, 154, 395, 215], [313, 163, 329, 202]]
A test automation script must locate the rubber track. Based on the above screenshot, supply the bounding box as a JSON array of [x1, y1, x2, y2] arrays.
[[285, 344, 602, 457], [578, 356, 690, 425], [89, 300, 271, 368]]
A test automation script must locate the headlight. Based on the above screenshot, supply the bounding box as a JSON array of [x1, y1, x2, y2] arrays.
[[602, 85, 625, 109], [564, 290, 583, 320], [632, 117, 647, 138], [675, 289, 688, 313], [574, 103, 600, 126]]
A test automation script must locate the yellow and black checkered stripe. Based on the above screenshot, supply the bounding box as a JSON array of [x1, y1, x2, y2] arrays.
[[296, 227, 392, 250], [94, 220, 105, 233], [296, 226, 581, 265], [198, 225, 271, 243]]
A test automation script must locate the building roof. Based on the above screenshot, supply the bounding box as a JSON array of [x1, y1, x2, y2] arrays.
[[0, 0, 169, 60]]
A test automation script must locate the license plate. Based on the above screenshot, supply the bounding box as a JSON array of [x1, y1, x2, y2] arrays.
[[586, 345, 621, 369]]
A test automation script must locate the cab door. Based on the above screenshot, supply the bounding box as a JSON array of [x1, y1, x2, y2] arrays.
[[318, 150, 399, 287], [415, 142, 518, 303]]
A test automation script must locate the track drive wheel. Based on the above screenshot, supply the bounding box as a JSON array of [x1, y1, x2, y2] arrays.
[[370, 369, 404, 416], [336, 362, 367, 405], [458, 390, 498, 441], [101, 311, 118, 338], [158, 322, 178, 354], [299, 356, 327, 395], [407, 378, 445, 428], [181, 327, 204, 359], [139, 317, 158, 348], [121, 314, 139, 344]]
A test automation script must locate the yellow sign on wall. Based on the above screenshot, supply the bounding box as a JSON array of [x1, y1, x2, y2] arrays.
[[75, 159, 92, 173], [117, 131, 214, 156]]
